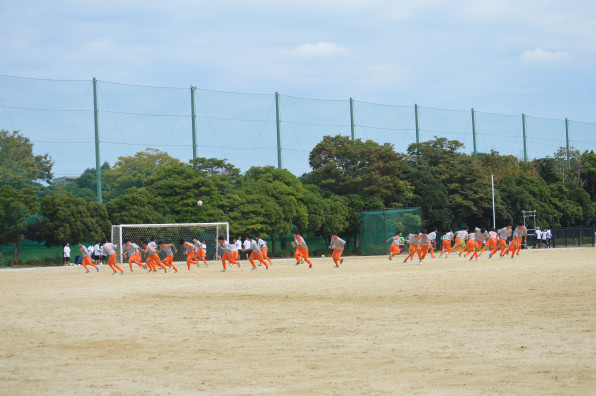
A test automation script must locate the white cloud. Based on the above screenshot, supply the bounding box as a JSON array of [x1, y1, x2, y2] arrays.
[[520, 48, 570, 63], [283, 42, 348, 59]]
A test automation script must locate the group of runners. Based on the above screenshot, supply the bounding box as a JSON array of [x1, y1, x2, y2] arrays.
[[387, 224, 529, 264], [74, 230, 348, 274]]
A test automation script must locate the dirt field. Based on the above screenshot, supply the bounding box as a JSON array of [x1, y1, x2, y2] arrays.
[[0, 248, 594, 395]]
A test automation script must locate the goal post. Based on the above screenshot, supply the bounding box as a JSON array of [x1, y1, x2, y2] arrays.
[[110, 222, 229, 265]]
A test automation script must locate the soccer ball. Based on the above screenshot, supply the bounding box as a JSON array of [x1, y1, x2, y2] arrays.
[[197, 200, 203, 206], [321, 254, 325, 258]]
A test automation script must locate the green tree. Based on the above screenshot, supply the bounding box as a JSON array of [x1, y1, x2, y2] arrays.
[[244, 166, 309, 252], [305, 135, 413, 206], [0, 130, 53, 189], [105, 187, 170, 225], [0, 186, 38, 259], [105, 149, 181, 200], [29, 190, 111, 246], [580, 150, 596, 202]]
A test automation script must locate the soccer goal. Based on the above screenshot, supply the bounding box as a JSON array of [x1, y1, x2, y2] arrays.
[[111, 223, 229, 265]]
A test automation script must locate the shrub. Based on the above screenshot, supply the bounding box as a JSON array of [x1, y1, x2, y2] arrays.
[[42, 255, 63, 266], [7, 258, 24, 266], [25, 257, 43, 267]]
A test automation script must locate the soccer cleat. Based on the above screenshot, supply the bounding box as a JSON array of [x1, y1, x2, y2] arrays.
[[266, 266, 269, 270], [112, 270, 117, 275], [85, 270, 90, 273], [308, 265, 312, 268], [418, 259, 422, 265], [488, 253, 492, 259], [295, 262, 301, 266], [251, 267, 257, 271], [340, 258, 343, 264], [403, 258, 408, 263], [220, 269, 226, 272], [120, 271, 124, 275], [334, 265, 339, 268], [96, 267, 100, 272], [186, 270, 190, 273], [130, 270, 133, 272]]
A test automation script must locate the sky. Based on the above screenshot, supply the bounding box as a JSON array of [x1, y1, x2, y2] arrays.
[[1, 0, 596, 177]]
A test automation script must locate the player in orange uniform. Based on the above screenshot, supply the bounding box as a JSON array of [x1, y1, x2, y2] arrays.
[[292, 230, 313, 268], [158, 241, 179, 272], [77, 242, 99, 273], [179, 239, 199, 272], [255, 235, 273, 265], [217, 236, 241, 271], [386, 231, 402, 260], [439, 229, 453, 258], [328, 232, 346, 268], [243, 235, 269, 270], [101, 238, 124, 275]]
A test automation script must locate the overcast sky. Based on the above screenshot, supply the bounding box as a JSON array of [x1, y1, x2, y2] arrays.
[[2, 0, 595, 121]]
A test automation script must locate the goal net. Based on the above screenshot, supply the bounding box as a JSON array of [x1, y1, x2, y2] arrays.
[[359, 208, 422, 255], [110, 222, 229, 265]]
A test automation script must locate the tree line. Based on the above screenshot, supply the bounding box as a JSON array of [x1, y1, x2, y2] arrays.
[[1, 130, 595, 261]]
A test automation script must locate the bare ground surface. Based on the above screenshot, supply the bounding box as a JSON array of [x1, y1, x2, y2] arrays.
[[0, 248, 594, 395]]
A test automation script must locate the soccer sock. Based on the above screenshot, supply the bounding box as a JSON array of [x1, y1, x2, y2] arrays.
[[113, 263, 124, 272], [82, 263, 89, 271], [249, 259, 256, 268], [222, 261, 227, 270]]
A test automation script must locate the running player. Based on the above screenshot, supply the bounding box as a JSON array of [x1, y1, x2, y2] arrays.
[[158, 241, 179, 272], [513, 223, 527, 255], [447, 227, 468, 255], [427, 228, 438, 258], [216, 236, 240, 271], [100, 238, 124, 275], [179, 239, 199, 272], [243, 235, 270, 270], [403, 231, 421, 263], [234, 236, 243, 262], [494, 224, 513, 257], [468, 228, 487, 260], [123, 239, 146, 271], [255, 235, 273, 265], [194, 238, 208, 267], [292, 230, 313, 268], [77, 242, 98, 273], [439, 229, 453, 258], [480, 227, 498, 257], [328, 232, 346, 268], [386, 231, 402, 260], [417, 229, 431, 264], [142, 240, 168, 273]]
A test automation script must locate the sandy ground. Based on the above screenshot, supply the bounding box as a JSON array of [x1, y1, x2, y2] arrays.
[[0, 248, 594, 395]]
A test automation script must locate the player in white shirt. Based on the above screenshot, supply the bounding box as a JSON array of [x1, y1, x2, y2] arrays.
[[428, 229, 437, 258], [328, 232, 346, 268], [255, 235, 272, 265], [439, 229, 453, 258]]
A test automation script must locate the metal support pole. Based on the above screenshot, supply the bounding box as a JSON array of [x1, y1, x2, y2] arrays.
[[471, 108, 477, 156], [190, 85, 197, 162], [565, 118, 570, 168], [350, 98, 355, 140], [275, 92, 282, 169], [92, 78, 102, 204], [414, 103, 420, 144], [491, 175, 496, 229], [522, 113, 527, 161]]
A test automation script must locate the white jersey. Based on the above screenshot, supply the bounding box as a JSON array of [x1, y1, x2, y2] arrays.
[[330, 237, 346, 250], [428, 232, 437, 241], [243, 240, 251, 250]]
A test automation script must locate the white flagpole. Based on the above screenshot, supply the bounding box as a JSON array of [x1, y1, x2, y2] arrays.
[[491, 175, 496, 229]]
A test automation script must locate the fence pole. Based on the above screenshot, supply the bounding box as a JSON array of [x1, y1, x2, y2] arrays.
[[350, 97, 355, 141], [92, 77, 102, 204], [522, 113, 528, 161], [415, 103, 420, 144], [565, 117, 570, 168], [275, 92, 282, 169], [190, 86, 197, 162], [471, 108, 477, 156]]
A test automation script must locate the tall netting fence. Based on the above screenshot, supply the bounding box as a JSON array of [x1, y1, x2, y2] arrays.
[[111, 223, 229, 265], [360, 208, 422, 256], [1, 75, 596, 184], [551, 227, 595, 248]]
